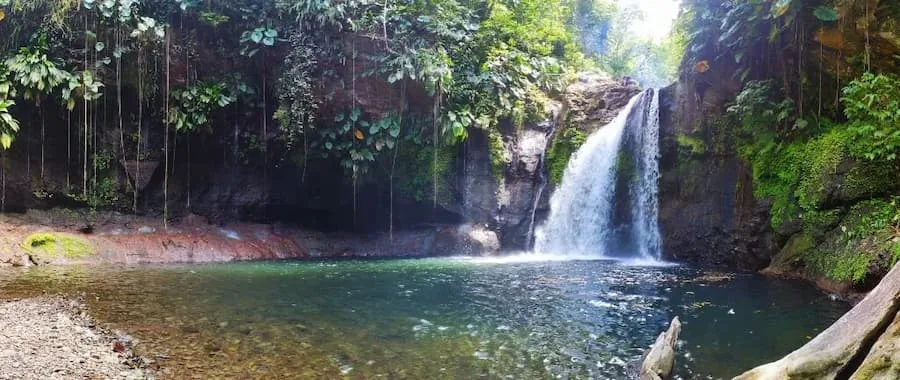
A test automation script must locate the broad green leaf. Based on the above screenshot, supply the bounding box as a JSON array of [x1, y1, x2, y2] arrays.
[[0, 133, 12, 149], [773, 0, 792, 17], [251, 30, 263, 43], [813, 7, 839, 22]]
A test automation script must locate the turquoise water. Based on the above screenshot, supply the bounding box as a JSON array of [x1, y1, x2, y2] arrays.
[[0, 258, 848, 379]]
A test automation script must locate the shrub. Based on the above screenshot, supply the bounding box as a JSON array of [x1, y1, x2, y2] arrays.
[[842, 73, 900, 161]]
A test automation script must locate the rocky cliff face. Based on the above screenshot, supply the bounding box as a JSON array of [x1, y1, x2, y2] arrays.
[[0, 67, 640, 255], [656, 75, 775, 270]]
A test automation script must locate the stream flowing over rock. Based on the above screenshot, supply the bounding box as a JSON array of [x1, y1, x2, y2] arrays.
[[461, 72, 640, 250], [535, 88, 662, 260], [734, 262, 900, 379]]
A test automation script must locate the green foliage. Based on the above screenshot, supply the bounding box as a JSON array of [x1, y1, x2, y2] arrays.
[[275, 32, 317, 153], [546, 127, 586, 185], [393, 135, 456, 206], [891, 244, 900, 268], [801, 209, 843, 239], [585, 0, 683, 87], [729, 80, 828, 228], [801, 199, 900, 284], [83, 0, 141, 22], [238, 131, 264, 165], [812, 6, 839, 22], [4, 34, 73, 101], [0, 64, 18, 149], [240, 27, 279, 57], [728, 80, 797, 136], [91, 177, 120, 208], [796, 128, 850, 211], [169, 82, 236, 133], [317, 109, 402, 174], [2, 34, 79, 148], [841, 198, 900, 242], [744, 140, 803, 229], [732, 74, 900, 231], [0, 97, 17, 149], [842, 73, 900, 161], [678, 0, 818, 84], [488, 129, 505, 183], [200, 11, 230, 27], [809, 248, 872, 284], [274, 0, 595, 182]]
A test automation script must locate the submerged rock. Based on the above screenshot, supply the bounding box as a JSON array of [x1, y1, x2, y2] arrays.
[[734, 262, 900, 379], [640, 317, 681, 380]]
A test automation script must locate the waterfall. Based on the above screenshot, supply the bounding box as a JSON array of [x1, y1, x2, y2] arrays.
[[534, 89, 661, 261]]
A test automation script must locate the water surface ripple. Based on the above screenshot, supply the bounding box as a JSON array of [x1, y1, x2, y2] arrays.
[[0, 259, 847, 379]]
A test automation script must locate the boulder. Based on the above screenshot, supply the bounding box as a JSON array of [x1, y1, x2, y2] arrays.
[[565, 72, 641, 131], [640, 317, 681, 380], [734, 262, 900, 379]]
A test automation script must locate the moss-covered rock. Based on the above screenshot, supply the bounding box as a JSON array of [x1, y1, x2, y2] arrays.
[[797, 128, 899, 211], [765, 233, 814, 274], [771, 199, 900, 289], [800, 208, 845, 240], [20, 232, 96, 264]]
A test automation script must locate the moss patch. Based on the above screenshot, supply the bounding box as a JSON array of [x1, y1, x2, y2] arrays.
[[21, 232, 95, 261], [797, 129, 849, 211], [488, 129, 506, 184], [842, 159, 898, 201], [676, 134, 706, 155], [801, 208, 844, 239], [891, 243, 900, 268], [395, 143, 457, 208], [745, 140, 804, 229], [802, 199, 900, 285], [546, 127, 586, 184], [769, 233, 814, 271], [808, 247, 874, 284]]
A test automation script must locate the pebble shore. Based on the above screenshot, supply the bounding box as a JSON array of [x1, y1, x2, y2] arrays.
[[0, 297, 152, 380]]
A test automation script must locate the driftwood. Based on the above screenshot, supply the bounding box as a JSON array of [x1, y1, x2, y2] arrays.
[[734, 262, 900, 379], [640, 317, 681, 380]]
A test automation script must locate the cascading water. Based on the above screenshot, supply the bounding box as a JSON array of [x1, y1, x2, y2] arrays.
[[534, 89, 662, 261]]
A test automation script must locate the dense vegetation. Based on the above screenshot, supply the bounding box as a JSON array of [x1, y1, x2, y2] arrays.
[[679, 0, 900, 285], [0, 0, 681, 231]]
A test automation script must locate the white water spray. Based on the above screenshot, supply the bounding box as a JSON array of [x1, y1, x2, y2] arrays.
[[534, 89, 662, 261]]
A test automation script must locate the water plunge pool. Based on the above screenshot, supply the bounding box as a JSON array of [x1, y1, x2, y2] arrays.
[[0, 258, 847, 379]]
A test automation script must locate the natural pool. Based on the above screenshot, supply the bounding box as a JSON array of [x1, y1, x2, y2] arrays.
[[0, 258, 848, 379]]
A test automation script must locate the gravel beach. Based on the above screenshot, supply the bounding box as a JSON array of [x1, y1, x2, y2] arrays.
[[0, 297, 152, 380]]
